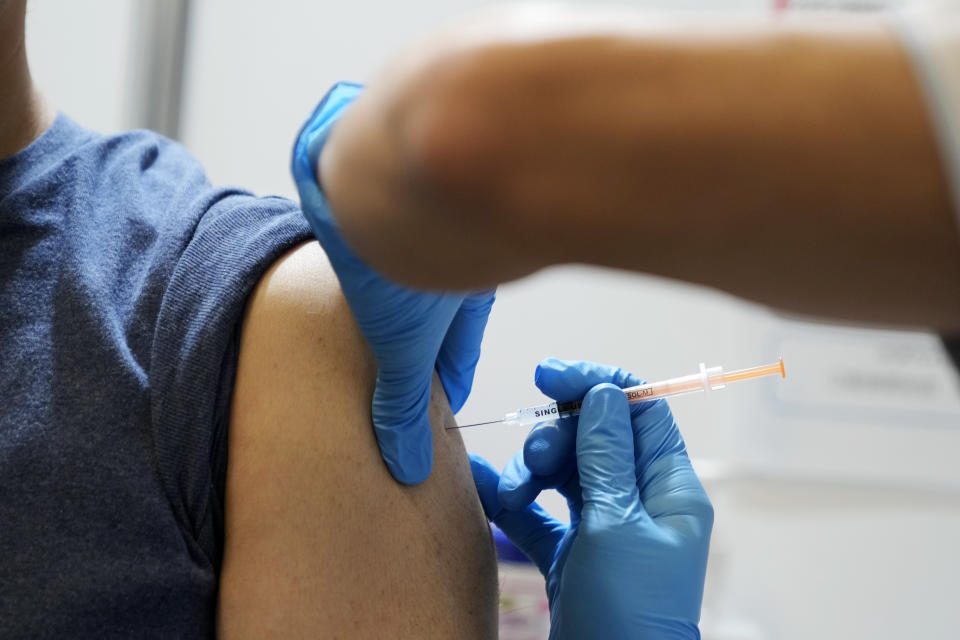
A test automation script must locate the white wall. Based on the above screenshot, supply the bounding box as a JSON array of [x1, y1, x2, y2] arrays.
[[25, 0, 136, 134], [25, 1, 960, 638]]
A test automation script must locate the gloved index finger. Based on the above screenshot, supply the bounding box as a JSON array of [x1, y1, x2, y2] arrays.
[[534, 358, 643, 402]]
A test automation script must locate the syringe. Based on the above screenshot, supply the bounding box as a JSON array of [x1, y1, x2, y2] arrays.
[[452, 358, 785, 429]]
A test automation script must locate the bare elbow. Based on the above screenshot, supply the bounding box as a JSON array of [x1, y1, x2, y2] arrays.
[[321, 22, 551, 286], [401, 46, 513, 210]]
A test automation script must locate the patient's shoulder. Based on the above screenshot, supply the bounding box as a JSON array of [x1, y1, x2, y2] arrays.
[[218, 240, 498, 639], [236, 240, 359, 359]]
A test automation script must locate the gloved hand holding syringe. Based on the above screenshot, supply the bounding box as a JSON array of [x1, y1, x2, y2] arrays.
[[450, 357, 785, 429]]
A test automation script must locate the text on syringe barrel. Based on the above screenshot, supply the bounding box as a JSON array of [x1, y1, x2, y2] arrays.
[[522, 380, 690, 424], [555, 384, 665, 416]]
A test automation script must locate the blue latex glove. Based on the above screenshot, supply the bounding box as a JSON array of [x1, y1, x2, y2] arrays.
[[470, 359, 713, 639], [292, 82, 495, 485]]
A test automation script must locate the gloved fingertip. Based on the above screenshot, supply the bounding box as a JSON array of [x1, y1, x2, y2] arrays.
[[439, 372, 470, 414], [386, 451, 432, 486], [497, 480, 539, 512], [498, 452, 541, 511], [378, 417, 434, 486], [435, 352, 473, 414], [468, 454, 501, 519], [533, 357, 566, 389], [468, 452, 496, 476], [535, 358, 611, 401], [523, 421, 574, 476], [461, 289, 497, 312], [437, 292, 495, 414], [535, 359, 646, 403], [523, 437, 552, 475]]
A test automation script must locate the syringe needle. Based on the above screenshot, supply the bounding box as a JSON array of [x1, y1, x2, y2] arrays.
[[448, 419, 503, 430]]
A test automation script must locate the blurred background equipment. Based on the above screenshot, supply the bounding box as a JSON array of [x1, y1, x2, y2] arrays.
[[492, 525, 551, 640]]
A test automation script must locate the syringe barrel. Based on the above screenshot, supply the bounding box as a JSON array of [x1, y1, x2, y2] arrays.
[[493, 360, 782, 430], [621, 365, 724, 402], [504, 401, 561, 426]]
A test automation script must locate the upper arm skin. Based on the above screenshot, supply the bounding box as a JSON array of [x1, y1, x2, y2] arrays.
[[322, 8, 960, 330], [217, 241, 498, 639]]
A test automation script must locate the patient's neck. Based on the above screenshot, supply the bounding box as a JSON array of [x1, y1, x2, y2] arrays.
[[0, 0, 52, 160]]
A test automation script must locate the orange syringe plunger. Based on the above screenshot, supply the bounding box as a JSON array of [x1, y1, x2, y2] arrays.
[[617, 358, 785, 404], [712, 357, 786, 386], [453, 358, 787, 429]]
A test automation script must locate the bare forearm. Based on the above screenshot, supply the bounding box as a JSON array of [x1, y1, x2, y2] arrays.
[[501, 14, 960, 329], [320, 7, 960, 329]]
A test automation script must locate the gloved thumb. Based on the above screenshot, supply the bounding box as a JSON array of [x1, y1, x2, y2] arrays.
[[292, 82, 362, 265], [497, 446, 574, 512], [436, 289, 496, 413], [470, 454, 566, 577], [371, 374, 434, 485], [576, 383, 641, 517]]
